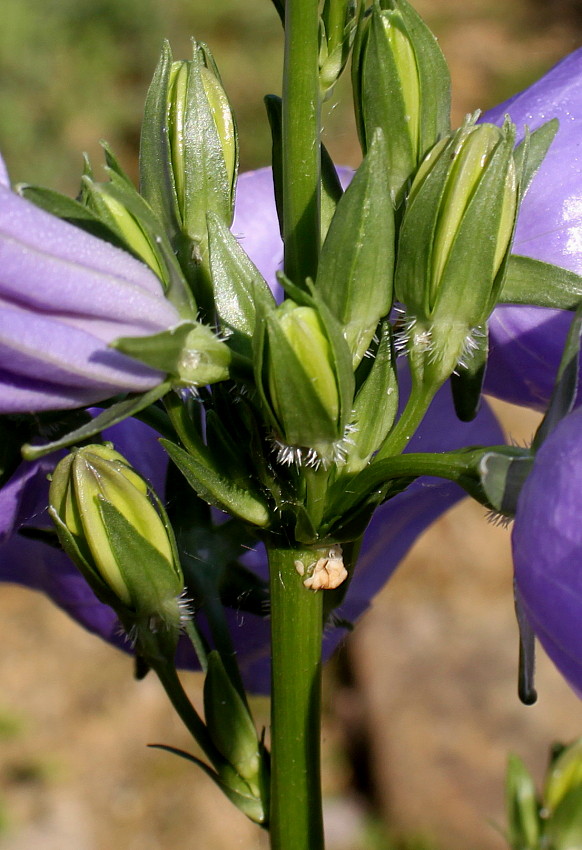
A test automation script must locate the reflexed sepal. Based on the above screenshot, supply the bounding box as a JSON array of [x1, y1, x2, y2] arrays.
[[479, 450, 533, 518], [352, 0, 450, 204], [317, 130, 395, 366], [450, 325, 488, 421], [113, 321, 233, 387]]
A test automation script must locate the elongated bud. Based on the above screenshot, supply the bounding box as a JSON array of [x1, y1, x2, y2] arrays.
[[259, 299, 352, 467], [167, 47, 237, 236], [352, 0, 450, 204], [49, 445, 186, 655], [395, 117, 518, 387]]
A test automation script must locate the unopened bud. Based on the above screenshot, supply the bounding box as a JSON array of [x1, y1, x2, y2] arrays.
[[263, 301, 347, 466], [395, 117, 518, 386], [49, 445, 185, 645], [352, 0, 450, 203], [167, 45, 237, 240]]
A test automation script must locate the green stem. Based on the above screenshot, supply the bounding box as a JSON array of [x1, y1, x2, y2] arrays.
[[282, 0, 321, 284], [268, 544, 325, 850], [375, 376, 439, 461], [150, 658, 224, 771]]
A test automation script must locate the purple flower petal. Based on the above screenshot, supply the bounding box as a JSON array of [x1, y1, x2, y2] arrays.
[[513, 405, 582, 696], [0, 171, 180, 413], [484, 48, 582, 408]]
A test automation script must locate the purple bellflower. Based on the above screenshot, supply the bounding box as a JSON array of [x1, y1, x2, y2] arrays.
[[484, 47, 582, 409], [0, 157, 180, 413], [512, 405, 582, 696]]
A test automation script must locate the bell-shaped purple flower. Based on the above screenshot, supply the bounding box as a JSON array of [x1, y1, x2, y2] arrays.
[[484, 47, 582, 409], [0, 157, 180, 413], [512, 406, 582, 696]]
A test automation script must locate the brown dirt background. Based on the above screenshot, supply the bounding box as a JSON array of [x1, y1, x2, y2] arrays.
[[2, 1, 582, 848]]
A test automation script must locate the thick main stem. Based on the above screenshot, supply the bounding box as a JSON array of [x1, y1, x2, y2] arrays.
[[282, 0, 321, 284], [268, 545, 325, 850]]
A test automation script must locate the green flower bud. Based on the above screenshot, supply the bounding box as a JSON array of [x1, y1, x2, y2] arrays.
[[262, 300, 347, 466], [167, 45, 237, 240], [352, 0, 451, 204], [49, 445, 186, 651], [82, 179, 166, 281], [395, 117, 518, 387]]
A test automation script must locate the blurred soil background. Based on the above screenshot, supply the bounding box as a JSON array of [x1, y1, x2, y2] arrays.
[[1, 0, 582, 847]]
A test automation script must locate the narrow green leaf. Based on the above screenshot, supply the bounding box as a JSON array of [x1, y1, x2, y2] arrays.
[[22, 383, 172, 460]]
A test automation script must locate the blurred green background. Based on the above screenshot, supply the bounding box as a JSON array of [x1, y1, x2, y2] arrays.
[[1, 1, 582, 849]]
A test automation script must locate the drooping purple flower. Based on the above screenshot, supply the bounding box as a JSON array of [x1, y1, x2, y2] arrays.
[[0, 156, 180, 413], [512, 406, 582, 696], [484, 47, 582, 409]]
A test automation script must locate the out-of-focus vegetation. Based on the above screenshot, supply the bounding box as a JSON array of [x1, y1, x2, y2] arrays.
[[0, 0, 283, 191], [1, 0, 578, 195]]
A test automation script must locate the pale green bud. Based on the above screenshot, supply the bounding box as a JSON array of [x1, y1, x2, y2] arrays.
[[262, 300, 347, 466], [49, 445, 185, 642], [395, 117, 518, 386], [167, 48, 237, 238], [81, 180, 166, 281]]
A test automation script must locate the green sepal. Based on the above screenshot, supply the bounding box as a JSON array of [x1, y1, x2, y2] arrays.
[[450, 325, 488, 422], [345, 321, 398, 471], [98, 500, 183, 641], [148, 744, 268, 824], [514, 118, 558, 200], [161, 438, 270, 527], [544, 738, 582, 815], [205, 409, 254, 488], [204, 651, 262, 786], [500, 255, 582, 310], [21, 383, 172, 461], [533, 301, 582, 449], [478, 450, 534, 517], [317, 130, 394, 366], [114, 322, 232, 386], [139, 41, 182, 240], [17, 184, 131, 251], [48, 504, 121, 611], [207, 211, 276, 358], [543, 785, 582, 850], [505, 754, 541, 850], [264, 94, 344, 243], [434, 123, 517, 324]]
